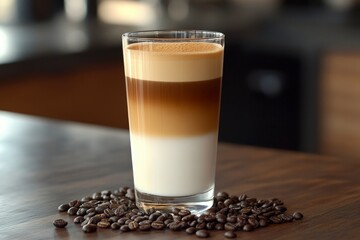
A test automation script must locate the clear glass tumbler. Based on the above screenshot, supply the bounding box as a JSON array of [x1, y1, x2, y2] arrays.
[[122, 30, 224, 214]]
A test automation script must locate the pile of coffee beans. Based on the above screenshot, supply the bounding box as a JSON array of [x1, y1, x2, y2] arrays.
[[54, 187, 303, 238]]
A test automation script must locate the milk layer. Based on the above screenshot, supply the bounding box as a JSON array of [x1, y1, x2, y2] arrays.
[[130, 132, 218, 196]]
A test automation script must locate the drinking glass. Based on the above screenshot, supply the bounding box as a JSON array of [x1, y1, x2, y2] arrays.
[[122, 30, 224, 214]]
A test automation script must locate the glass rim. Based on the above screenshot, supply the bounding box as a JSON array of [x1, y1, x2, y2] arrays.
[[122, 30, 225, 42]]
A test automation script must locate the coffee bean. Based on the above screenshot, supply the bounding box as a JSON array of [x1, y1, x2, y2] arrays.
[[224, 231, 237, 238], [139, 223, 151, 231], [128, 221, 139, 230], [89, 215, 103, 224], [270, 215, 283, 224], [186, 226, 196, 234], [131, 208, 141, 215], [206, 222, 216, 230], [247, 198, 257, 203], [197, 215, 205, 223], [226, 215, 237, 223], [80, 202, 95, 209], [263, 211, 275, 217], [272, 199, 284, 206], [96, 213, 107, 219], [215, 213, 226, 223], [118, 217, 128, 225], [82, 224, 97, 233], [182, 214, 195, 222], [164, 219, 173, 225], [95, 205, 108, 214], [293, 212, 304, 220], [146, 208, 156, 215], [204, 215, 216, 222], [67, 207, 78, 216], [111, 222, 120, 230], [118, 186, 129, 193], [240, 201, 249, 208], [189, 220, 197, 227], [92, 192, 102, 201], [53, 219, 68, 228], [196, 229, 210, 238], [248, 217, 258, 226], [109, 216, 120, 223], [196, 222, 206, 230], [261, 202, 272, 208], [134, 216, 146, 222], [224, 223, 237, 231], [54, 187, 304, 235], [205, 209, 216, 215], [243, 224, 253, 232], [125, 188, 135, 200], [168, 221, 182, 231], [224, 199, 233, 207], [240, 207, 252, 215], [217, 201, 226, 209], [149, 212, 161, 221], [217, 192, 229, 199], [84, 211, 96, 219], [58, 203, 70, 212], [77, 208, 87, 216], [74, 216, 85, 224], [178, 209, 191, 216], [238, 194, 247, 201], [81, 196, 93, 202], [156, 215, 166, 222], [115, 207, 126, 217], [162, 212, 171, 219], [109, 203, 120, 209], [104, 208, 115, 217], [81, 218, 90, 227], [275, 206, 287, 212], [120, 225, 130, 232], [101, 190, 111, 196], [280, 213, 294, 222], [103, 195, 111, 200], [259, 219, 268, 227], [151, 221, 165, 230], [139, 220, 152, 226], [97, 220, 110, 228], [218, 207, 229, 215], [215, 223, 224, 230], [180, 221, 189, 229], [69, 200, 81, 208], [251, 207, 262, 215], [86, 208, 95, 214]]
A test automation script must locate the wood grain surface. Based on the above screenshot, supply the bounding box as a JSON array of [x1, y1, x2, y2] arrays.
[[319, 51, 360, 159], [0, 111, 359, 240]]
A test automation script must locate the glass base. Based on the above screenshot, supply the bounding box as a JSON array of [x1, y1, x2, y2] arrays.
[[135, 187, 214, 215]]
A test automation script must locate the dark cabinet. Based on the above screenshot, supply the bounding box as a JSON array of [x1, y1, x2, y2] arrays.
[[219, 45, 302, 150]]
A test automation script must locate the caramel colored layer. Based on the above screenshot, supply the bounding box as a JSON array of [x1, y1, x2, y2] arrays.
[[126, 77, 221, 136]]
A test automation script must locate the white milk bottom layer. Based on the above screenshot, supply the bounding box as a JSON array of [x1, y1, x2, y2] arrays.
[[130, 132, 218, 197]]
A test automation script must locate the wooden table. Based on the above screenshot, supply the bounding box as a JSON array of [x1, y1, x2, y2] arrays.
[[1, 111, 359, 239]]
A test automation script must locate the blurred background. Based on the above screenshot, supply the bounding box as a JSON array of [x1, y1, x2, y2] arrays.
[[0, 0, 360, 159]]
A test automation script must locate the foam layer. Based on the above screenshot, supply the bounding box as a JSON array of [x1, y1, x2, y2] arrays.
[[130, 132, 218, 196], [123, 42, 224, 82]]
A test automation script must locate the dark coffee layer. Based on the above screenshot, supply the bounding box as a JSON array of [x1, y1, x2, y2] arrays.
[[126, 77, 221, 136]]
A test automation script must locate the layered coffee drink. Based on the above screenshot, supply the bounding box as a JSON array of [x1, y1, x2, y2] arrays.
[[122, 31, 224, 213]]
